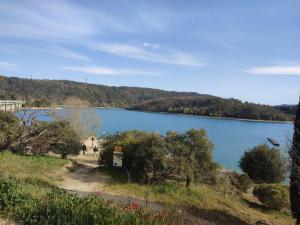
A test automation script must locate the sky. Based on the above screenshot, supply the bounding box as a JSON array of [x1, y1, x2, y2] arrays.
[[0, 0, 299, 105]]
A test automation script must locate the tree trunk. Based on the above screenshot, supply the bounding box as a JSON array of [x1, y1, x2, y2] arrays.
[[186, 175, 191, 188], [290, 99, 300, 224]]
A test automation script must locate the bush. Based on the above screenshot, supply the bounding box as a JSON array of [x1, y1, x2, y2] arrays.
[[229, 172, 252, 193], [48, 121, 82, 158], [253, 184, 289, 210], [239, 144, 288, 183]]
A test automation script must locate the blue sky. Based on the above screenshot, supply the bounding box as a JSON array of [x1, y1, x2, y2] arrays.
[[0, 0, 299, 105]]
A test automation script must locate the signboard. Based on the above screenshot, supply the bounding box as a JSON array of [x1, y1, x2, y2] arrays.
[[113, 152, 123, 167], [114, 146, 122, 152]]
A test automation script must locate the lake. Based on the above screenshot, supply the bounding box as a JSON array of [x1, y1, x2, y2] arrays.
[[30, 108, 294, 171]]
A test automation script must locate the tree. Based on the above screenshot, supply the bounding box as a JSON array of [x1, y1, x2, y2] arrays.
[[239, 144, 288, 183], [290, 99, 300, 224], [48, 121, 81, 159], [165, 129, 218, 188]]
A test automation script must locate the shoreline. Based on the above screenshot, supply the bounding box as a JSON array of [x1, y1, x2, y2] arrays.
[[127, 109, 293, 124], [23, 106, 293, 124]]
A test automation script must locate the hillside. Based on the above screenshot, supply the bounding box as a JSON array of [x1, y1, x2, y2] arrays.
[[129, 96, 294, 121], [0, 75, 295, 121], [0, 75, 204, 107]]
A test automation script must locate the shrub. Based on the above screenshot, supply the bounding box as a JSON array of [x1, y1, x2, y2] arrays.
[[239, 144, 288, 183], [253, 184, 289, 210], [48, 121, 81, 158], [229, 172, 252, 193]]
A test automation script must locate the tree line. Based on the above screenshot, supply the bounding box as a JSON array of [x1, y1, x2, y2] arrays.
[[0, 75, 295, 121], [129, 96, 294, 121]]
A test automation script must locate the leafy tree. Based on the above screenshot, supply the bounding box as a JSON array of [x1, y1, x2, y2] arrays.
[[290, 99, 300, 224], [165, 129, 218, 187], [239, 144, 288, 183], [48, 121, 81, 159]]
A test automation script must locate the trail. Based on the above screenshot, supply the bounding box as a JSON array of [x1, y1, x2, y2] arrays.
[[57, 138, 215, 225]]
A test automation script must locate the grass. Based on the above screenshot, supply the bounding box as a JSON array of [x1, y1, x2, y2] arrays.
[[0, 151, 68, 183], [0, 153, 295, 225], [99, 167, 295, 225]]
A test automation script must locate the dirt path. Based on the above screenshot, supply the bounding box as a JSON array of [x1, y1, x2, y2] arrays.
[[57, 139, 215, 225]]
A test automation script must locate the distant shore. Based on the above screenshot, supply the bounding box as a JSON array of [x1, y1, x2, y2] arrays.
[[23, 106, 293, 124], [127, 109, 293, 124]]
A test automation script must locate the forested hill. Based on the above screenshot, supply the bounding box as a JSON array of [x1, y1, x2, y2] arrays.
[[129, 96, 294, 121], [0, 75, 295, 121], [0, 76, 205, 106]]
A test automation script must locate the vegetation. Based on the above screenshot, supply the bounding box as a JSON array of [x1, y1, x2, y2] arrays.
[[290, 99, 300, 224], [0, 75, 294, 121], [0, 176, 178, 225], [47, 121, 82, 158], [100, 129, 218, 187], [0, 111, 20, 152], [0, 75, 201, 107], [129, 96, 294, 121], [0, 142, 295, 225], [0, 111, 82, 159], [253, 184, 289, 210], [239, 144, 288, 183]]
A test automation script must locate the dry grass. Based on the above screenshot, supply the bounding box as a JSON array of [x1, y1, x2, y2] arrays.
[[100, 168, 295, 225]]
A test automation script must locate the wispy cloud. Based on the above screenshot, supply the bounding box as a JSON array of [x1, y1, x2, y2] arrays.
[[0, 61, 16, 70], [91, 42, 205, 67], [64, 66, 160, 76], [143, 42, 160, 48], [247, 66, 300, 75]]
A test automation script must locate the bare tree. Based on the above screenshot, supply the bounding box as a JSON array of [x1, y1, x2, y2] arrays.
[[290, 99, 300, 225], [50, 96, 101, 140]]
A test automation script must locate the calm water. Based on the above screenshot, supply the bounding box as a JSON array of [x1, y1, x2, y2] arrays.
[[29, 108, 294, 171]]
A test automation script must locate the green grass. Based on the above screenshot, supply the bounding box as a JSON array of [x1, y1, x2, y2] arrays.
[[0, 151, 68, 183]]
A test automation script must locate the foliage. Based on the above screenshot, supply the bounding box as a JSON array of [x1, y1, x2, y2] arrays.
[[165, 129, 218, 187], [0, 111, 20, 152], [239, 144, 288, 183], [100, 129, 218, 186], [253, 184, 289, 210], [228, 172, 252, 193], [290, 99, 300, 223], [100, 130, 167, 183], [24, 98, 51, 108], [47, 120, 82, 158], [0, 75, 200, 107], [0, 76, 293, 121], [130, 96, 294, 121], [0, 176, 178, 225]]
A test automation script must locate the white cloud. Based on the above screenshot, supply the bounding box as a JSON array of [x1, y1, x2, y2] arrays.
[[247, 66, 300, 75], [143, 42, 160, 48], [0, 61, 16, 70], [64, 66, 159, 76], [91, 42, 205, 67]]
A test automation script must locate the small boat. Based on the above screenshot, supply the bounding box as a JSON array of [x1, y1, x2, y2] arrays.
[[267, 138, 280, 147]]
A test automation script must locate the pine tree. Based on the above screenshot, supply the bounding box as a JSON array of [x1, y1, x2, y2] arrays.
[[290, 99, 300, 225]]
